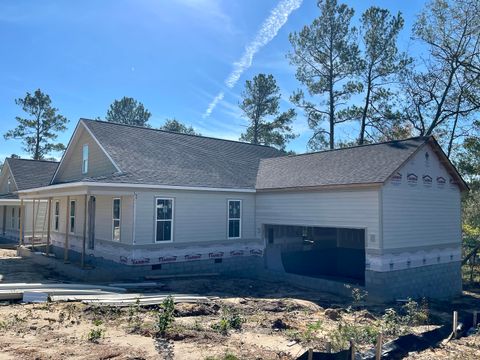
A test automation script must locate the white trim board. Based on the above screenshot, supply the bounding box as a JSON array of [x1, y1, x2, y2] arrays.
[[18, 181, 256, 195]]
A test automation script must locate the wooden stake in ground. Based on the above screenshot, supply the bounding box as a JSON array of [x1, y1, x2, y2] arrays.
[[326, 341, 332, 353], [375, 332, 383, 360], [350, 339, 355, 360], [307, 348, 313, 360]]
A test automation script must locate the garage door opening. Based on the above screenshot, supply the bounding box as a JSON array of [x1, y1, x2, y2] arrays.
[[265, 225, 365, 285]]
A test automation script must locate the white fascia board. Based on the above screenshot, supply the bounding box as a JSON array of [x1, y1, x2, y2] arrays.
[[17, 181, 256, 194]]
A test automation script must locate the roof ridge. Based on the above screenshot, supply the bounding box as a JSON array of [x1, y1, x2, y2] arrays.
[[80, 118, 282, 152], [267, 136, 431, 160], [7, 157, 59, 164]]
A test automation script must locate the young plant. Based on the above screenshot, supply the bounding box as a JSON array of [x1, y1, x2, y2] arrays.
[[156, 296, 175, 336]]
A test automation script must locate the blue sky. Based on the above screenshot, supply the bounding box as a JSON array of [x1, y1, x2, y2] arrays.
[[0, 0, 427, 160]]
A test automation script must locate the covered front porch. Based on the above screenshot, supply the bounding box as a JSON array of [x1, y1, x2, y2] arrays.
[[18, 183, 136, 269]]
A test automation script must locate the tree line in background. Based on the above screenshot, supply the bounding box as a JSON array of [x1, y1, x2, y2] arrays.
[[2, 0, 479, 238]]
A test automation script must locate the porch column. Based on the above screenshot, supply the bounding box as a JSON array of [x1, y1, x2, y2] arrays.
[[19, 199, 24, 246], [31, 199, 36, 249], [46, 198, 52, 256], [2, 205, 6, 236], [81, 194, 87, 268], [64, 196, 70, 263]]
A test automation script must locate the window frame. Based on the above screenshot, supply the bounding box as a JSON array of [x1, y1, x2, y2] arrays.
[[82, 144, 89, 174], [154, 197, 174, 243], [69, 200, 76, 234], [227, 199, 242, 240], [112, 197, 121, 241], [54, 200, 60, 232]]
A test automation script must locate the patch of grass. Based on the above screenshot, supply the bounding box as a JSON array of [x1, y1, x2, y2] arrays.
[[205, 353, 239, 360], [285, 320, 323, 343], [211, 307, 244, 335]]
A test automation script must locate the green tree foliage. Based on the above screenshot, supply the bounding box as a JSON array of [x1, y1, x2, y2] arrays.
[[160, 118, 200, 135], [345, 7, 411, 144], [4, 89, 68, 160], [105, 97, 151, 127], [403, 0, 480, 153], [288, 0, 360, 150], [239, 74, 296, 150], [457, 121, 480, 236]]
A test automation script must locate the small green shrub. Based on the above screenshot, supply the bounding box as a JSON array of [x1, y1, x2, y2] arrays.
[[330, 322, 379, 351], [402, 298, 429, 326], [156, 296, 175, 336], [87, 327, 105, 342]]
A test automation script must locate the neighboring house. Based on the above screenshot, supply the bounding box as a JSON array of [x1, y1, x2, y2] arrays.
[[0, 158, 58, 241], [17, 119, 468, 300]]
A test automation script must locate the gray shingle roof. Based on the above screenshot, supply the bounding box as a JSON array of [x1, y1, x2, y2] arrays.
[[81, 119, 283, 189], [7, 158, 59, 191], [256, 137, 429, 190]]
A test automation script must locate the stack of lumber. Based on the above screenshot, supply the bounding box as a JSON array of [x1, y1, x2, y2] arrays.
[[0, 282, 216, 306], [0, 282, 126, 301]]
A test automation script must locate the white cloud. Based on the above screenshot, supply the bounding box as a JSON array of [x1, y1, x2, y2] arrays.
[[203, 0, 303, 118], [203, 91, 224, 118]]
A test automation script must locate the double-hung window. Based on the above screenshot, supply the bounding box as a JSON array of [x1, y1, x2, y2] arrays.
[[155, 198, 173, 242], [54, 201, 60, 231], [228, 200, 241, 239], [112, 198, 121, 241], [69, 200, 76, 234], [82, 144, 89, 174]]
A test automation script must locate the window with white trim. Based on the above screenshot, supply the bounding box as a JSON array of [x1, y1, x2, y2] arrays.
[[228, 200, 241, 239], [69, 200, 76, 234], [82, 144, 89, 174], [155, 198, 173, 242], [112, 198, 121, 241], [11, 207, 15, 229], [54, 201, 60, 231]]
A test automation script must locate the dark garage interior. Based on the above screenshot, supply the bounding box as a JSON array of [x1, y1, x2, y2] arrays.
[[265, 225, 366, 285]]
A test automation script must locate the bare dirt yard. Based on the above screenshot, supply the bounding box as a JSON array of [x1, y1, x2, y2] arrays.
[[1, 248, 479, 360]]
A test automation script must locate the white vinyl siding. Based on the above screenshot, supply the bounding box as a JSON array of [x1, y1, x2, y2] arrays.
[[382, 144, 462, 250], [54, 127, 117, 183], [133, 191, 256, 245], [155, 198, 174, 242], [228, 200, 242, 239], [112, 198, 121, 241]]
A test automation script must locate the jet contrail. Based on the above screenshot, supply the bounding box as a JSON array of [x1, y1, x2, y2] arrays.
[[203, 0, 303, 118]]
